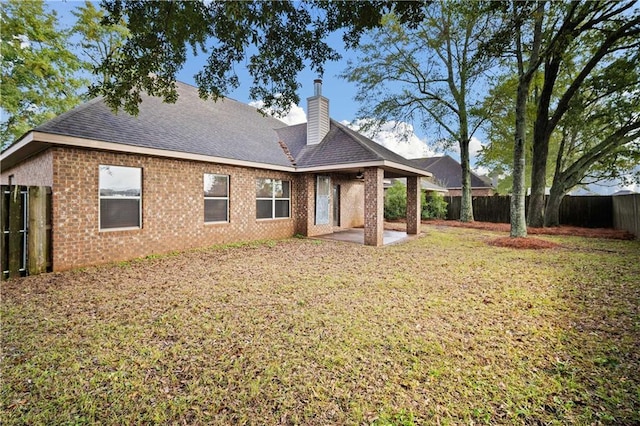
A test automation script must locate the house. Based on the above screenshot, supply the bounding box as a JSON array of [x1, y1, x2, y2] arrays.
[[411, 155, 494, 196], [0, 80, 431, 271], [383, 178, 449, 195]]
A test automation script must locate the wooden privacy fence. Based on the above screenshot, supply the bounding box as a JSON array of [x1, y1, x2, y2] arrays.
[[613, 194, 640, 238], [445, 195, 614, 228], [1, 185, 52, 280]]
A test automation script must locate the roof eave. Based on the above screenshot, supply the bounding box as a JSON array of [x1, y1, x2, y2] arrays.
[[1, 132, 297, 173], [297, 160, 432, 177]]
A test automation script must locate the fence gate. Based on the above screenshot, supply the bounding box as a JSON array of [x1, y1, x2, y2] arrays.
[[1, 185, 51, 280]]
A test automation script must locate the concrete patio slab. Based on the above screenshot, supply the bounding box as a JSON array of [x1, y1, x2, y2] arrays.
[[314, 228, 416, 245]]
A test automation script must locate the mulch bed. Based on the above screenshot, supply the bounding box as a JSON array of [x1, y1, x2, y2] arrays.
[[384, 219, 635, 250], [424, 219, 635, 240]]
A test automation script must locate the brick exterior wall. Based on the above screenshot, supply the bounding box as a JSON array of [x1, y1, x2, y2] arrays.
[[333, 176, 364, 229], [1, 149, 53, 186], [296, 173, 365, 237], [364, 167, 384, 246], [50, 148, 298, 271]]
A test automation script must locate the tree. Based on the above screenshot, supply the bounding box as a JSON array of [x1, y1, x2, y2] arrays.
[[527, 1, 640, 227], [342, 1, 497, 222], [71, 1, 129, 86], [93, 0, 427, 115], [0, 0, 87, 147], [477, 74, 544, 195], [507, 1, 545, 237], [543, 68, 640, 225]]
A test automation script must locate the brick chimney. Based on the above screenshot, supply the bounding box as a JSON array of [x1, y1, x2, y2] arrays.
[[306, 79, 329, 145]]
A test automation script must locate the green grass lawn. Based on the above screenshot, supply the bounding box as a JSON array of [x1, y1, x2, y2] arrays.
[[2, 226, 639, 425]]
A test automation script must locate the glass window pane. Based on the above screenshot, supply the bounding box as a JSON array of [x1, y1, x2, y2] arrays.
[[256, 179, 273, 198], [256, 200, 273, 219], [275, 200, 290, 218], [276, 180, 290, 198], [99, 165, 141, 196], [204, 199, 228, 222], [100, 199, 140, 229], [204, 174, 228, 197]]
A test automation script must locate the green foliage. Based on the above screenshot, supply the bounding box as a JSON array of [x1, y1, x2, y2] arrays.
[[422, 192, 448, 220], [384, 180, 406, 220], [94, 1, 426, 115], [0, 0, 87, 147], [342, 2, 497, 222], [71, 1, 129, 85]]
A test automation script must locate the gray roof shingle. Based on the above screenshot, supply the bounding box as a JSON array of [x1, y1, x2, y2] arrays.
[[35, 81, 293, 167], [278, 120, 424, 170]]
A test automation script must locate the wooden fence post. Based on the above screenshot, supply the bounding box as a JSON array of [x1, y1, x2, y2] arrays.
[[28, 186, 48, 275], [8, 185, 22, 278]]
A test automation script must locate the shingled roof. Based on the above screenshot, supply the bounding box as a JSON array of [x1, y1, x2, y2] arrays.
[[411, 155, 492, 189], [2, 81, 431, 178], [32, 81, 293, 168], [277, 120, 423, 171]]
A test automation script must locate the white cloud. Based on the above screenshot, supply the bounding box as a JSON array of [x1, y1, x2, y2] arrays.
[[449, 136, 485, 158], [473, 165, 490, 177], [343, 119, 437, 159], [248, 100, 307, 125]]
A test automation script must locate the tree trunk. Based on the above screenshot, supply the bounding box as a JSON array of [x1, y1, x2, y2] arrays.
[[528, 134, 549, 227], [459, 135, 474, 222], [544, 186, 564, 227], [511, 83, 528, 237]]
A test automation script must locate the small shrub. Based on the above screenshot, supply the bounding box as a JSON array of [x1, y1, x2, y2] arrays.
[[422, 192, 448, 219], [384, 180, 407, 220]]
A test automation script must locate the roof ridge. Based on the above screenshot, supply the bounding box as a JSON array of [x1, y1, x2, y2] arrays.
[[278, 140, 296, 166], [331, 120, 386, 161]]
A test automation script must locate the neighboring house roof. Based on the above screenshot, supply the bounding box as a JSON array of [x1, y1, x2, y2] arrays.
[[411, 155, 492, 189], [384, 177, 449, 193], [2, 81, 431, 178]]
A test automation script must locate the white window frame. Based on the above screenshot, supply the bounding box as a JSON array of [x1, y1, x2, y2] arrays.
[[256, 178, 291, 220], [204, 173, 230, 223], [98, 165, 142, 231]]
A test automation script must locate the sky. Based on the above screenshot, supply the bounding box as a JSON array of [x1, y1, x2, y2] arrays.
[[47, 1, 637, 195]]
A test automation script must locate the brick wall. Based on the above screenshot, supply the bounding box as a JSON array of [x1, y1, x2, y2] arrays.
[[332, 176, 364, 229], [1, 149, 53, 186], [296, 173, 365, 237], [51, 148, 297, 271]]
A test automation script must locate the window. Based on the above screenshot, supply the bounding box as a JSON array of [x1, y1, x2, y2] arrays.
[[315, 175, 330, 225], [204, 174, 229, 223], [256, 178, 290, 219], [99, 165, 141, 230]]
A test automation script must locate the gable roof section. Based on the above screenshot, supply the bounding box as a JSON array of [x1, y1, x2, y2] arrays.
[[28, 82, 293, 168], [278, 120, 428, 175], [411, 155, 492, 189]]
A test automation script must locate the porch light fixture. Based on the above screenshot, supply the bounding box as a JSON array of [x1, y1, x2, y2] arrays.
[[355, 170, 364, 180]]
